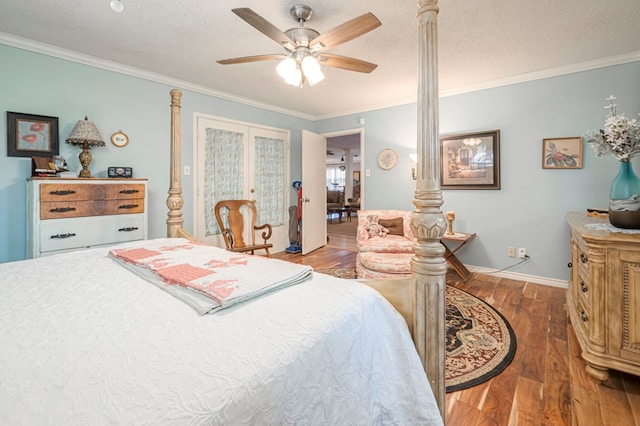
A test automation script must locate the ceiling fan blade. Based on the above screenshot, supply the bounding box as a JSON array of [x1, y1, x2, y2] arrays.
[[310, 12, 381, 51], [217, 54, 286, 65], [232, 8, 296, 50], [318, 54, 378, 73]]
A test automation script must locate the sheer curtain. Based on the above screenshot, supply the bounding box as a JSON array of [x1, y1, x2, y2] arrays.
[[203, 129, 285, 237], [204, 128, 244, 236], [326, 165, 345, 191], [253, 136, 285, 227]]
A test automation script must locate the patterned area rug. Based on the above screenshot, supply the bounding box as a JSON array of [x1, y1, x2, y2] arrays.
[[314, 268, 516, 393]]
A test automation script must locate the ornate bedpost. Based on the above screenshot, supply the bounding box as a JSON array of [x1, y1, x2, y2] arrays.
[[167, 89, 184, 237], [413, 0, 447, 417]]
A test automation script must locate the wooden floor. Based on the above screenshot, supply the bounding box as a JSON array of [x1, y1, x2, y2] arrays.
[[272, 232, 640, 426]]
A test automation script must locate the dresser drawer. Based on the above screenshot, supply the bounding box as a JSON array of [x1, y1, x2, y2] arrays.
[[39, 214, 145, 253], [574, 296, 590, 336], [40, 199, 145, 219], [40, 183, 145, 202]]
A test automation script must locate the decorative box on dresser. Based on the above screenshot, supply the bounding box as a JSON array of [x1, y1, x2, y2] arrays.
[[27, 178, 148, 258], [566, 212, 640, 382]]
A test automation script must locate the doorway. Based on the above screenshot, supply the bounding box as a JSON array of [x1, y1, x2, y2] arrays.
[[325, 130, 362, 239]]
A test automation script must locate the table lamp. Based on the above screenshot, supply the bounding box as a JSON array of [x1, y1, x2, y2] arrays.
[[65, 116, 105, 178]]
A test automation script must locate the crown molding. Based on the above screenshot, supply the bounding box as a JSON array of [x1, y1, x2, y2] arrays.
[[0, 32, 315, 121], [1, 32, 638, 122], [439, 50, 640, 98]]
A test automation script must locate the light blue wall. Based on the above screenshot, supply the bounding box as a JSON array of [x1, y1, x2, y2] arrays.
[[0, 44, 312, 262], [2, 43, 639, 282], [316, 61, 640, 281]]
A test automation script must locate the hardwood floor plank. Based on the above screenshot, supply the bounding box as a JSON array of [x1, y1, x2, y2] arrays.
[[446, 397, 481, 426], [567, 323, 602, 426], [597, 372, 636, 426], [509, 376, 543, 426], [622, 374, 640, 425], [542, 336, 572, 426]]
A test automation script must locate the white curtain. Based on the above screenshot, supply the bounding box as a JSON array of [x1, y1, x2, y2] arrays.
[[326, 165, 346, 190], [204, 128, 244, 236], [203, 130, 285, 237], [254, 136, 285, 227]]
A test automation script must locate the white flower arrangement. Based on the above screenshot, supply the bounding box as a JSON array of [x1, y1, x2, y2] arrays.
[[583, 95, 640, 162]]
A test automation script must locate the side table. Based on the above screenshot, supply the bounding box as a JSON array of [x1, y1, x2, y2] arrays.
[[441, 232, 476, 281]]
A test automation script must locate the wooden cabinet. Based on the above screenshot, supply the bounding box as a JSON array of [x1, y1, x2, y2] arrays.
[[27, 178, 148, 258], [566, 212, 640, 381]]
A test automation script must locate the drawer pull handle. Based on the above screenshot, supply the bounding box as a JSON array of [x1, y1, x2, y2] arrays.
[[50, 233, 76, 239], [119, 204, 139, 210], [580, 310, 588, 323], [118, 227, 139, 232], [50, 190, 76, 196], [580, 281, 588, 293], [119, 189, 140, 194], [50, 207, 76, 213], [580, 253, 588, 263]]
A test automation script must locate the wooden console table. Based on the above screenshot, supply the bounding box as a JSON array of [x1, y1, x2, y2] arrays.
[[441, 232, 476, 281]]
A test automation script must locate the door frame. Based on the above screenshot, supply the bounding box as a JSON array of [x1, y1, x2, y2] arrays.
[[323, 127, 365, 210], [192, 112, 291, 252]]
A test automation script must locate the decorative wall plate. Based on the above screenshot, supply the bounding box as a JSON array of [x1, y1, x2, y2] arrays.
[[111, 131, 129, 147], [377, 148, 398, 170]]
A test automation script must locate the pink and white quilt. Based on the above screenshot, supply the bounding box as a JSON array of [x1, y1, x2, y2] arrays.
[[109, 238, 312, 314]]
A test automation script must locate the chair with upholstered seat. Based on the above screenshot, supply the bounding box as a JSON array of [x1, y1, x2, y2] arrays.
[[214, 199, 273, 257]]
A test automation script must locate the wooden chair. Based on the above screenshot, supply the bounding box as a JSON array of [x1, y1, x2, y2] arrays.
[[214, 200, 273, 257]]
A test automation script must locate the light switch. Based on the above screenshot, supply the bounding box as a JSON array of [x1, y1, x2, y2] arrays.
[[184, 166, 191, 176], [365, 168, 371, 176]]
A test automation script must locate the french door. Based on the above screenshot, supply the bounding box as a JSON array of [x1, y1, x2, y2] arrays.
[[195, 115, 290, 252]]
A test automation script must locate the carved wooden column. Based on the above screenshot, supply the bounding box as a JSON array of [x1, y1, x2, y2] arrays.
[[167, 89, 184, 237], [412, 0, 447, 418]]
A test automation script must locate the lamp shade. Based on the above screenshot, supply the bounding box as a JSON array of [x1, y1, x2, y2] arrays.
[[301, 56, 324, 86], [276, 57, 297, 80], [65, 116, 105, 147]]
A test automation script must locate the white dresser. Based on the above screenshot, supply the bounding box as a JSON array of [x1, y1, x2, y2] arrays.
[[27, 178, 148, 258]]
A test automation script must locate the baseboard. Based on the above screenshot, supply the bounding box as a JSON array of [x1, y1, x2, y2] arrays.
[[466, 265, 569, 289]]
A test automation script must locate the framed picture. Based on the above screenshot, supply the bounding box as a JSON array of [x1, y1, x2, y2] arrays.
[[542, 137, 583, 169], [7, 111, 59, 157], [440, 130, 500, 190]]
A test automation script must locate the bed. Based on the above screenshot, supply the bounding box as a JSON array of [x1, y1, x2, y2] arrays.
[[1, 2, 446, 424]]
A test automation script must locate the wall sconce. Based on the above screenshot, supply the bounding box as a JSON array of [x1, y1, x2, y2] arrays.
[[410, 153, 418, 180]]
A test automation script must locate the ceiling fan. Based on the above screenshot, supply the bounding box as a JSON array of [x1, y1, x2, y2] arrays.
[[217, 5, 381, 87]]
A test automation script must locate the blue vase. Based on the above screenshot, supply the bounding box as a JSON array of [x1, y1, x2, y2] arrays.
[[609, 161, 640, 229]]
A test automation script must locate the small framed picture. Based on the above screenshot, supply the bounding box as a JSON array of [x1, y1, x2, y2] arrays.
[[7, 112, 59, 157], [542, 137, 583, 169], [440, 130, 500, 190]]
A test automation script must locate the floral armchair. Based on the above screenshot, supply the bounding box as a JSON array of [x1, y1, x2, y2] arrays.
[[356, 210, 415, 279]]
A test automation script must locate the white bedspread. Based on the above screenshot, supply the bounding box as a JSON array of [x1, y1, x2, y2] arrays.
[[0, 241, 442, 425]]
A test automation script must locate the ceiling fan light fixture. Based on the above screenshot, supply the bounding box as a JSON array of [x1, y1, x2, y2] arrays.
[[276, 57, 297, 80], [284, 66, 303, 87], [301, 55, 324, 86]]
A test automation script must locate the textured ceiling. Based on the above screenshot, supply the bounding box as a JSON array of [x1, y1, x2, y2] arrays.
[[1, 0, 639, 120]]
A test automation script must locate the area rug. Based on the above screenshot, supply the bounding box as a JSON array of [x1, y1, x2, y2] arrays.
[[314, 268, 517, 392]]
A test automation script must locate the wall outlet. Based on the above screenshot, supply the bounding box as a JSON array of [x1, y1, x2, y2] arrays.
[[507, 246, 516, 257], [518, 247, 527, 259]]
